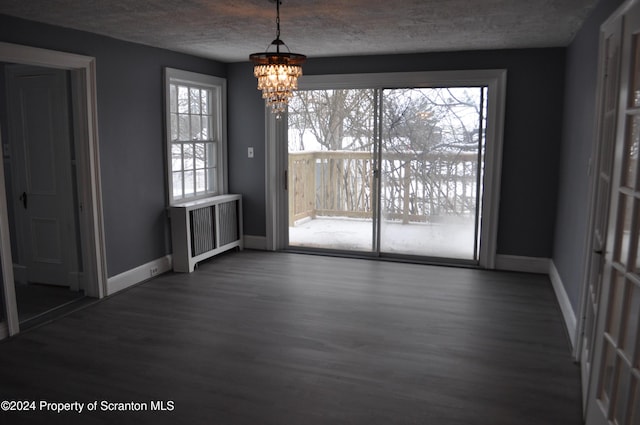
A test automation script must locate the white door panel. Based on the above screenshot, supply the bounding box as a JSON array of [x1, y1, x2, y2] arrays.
[[6, 65, 78, 286]]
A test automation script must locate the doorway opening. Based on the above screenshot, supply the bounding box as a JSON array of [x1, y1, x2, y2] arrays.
[[2, 64, 88, 328], [0, 42, 106, 338]]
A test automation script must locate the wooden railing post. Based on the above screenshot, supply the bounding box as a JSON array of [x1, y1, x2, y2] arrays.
[[402, 160, 411, 224]]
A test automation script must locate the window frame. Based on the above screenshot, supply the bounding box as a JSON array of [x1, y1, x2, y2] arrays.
[[164, 68, 227, 205]]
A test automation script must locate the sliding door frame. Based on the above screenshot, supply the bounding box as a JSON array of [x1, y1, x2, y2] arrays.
[[266, 69, 507, 268]]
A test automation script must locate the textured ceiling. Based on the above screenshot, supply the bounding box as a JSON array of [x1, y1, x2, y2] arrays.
[[0, 0, 599, 63]]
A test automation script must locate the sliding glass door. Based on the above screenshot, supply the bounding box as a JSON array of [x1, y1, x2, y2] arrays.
[[288, 89, 377, 252], [282, 71, 503, 265], [379, 87, 486, 259]]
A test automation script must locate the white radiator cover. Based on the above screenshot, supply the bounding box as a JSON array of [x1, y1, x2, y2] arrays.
[[169, 194, 243, 272]]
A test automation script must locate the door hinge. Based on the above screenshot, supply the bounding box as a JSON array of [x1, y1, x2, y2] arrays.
[[284, 170, 288, 191]]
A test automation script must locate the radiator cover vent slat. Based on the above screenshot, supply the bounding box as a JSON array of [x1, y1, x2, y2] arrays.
[[170, 194, 243, 272], [218, 201, 238, 246], [190, 206, 216, 256]]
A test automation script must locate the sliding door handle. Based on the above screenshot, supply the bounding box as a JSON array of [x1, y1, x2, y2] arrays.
[[19, 192, 27, 209]]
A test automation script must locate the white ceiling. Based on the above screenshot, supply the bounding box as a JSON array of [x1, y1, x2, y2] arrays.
[[0, 0, 599, 63]]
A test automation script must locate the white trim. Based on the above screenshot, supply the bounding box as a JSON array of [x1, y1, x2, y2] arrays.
[[479, 70, 507, 269], [494, 254, 551, 274], [244, 235, 268, 250], [106, 255, 173, 296], [265, 109, 289, 250], [549, 261, 577, 349], [268, 70, 506, 266]]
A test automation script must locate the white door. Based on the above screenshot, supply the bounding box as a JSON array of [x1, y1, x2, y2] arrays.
[[585, 2, 640, 424], [581, 14, 623, 407], [6, 65, 78, 286]]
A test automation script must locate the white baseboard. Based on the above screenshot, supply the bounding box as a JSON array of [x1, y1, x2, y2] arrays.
[[494, 255, 550, 274], [549, 261, 577, 349], [106, 255, 173, 296], [243, 235, 267, 250]]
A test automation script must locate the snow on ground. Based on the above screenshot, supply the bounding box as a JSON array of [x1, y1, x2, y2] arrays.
[[289, 216, 476, 259]]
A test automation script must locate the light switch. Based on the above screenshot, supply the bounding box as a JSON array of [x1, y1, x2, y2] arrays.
[[248, 147, 254, 158]]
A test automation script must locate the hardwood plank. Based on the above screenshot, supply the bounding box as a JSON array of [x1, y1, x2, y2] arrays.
[[0, 251, 582, 424]]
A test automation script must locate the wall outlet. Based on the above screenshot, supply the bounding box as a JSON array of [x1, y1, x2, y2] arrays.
[[150, 267, 159, 277], [248, 147, 254, 158]]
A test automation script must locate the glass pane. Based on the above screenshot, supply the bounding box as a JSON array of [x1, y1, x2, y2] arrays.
[[631, 35, 640, 107], [195, 169, 206, 193], [191, 115, 201, 140], [183, 170, 194, 196], [607, 269, 626, 343], [380, 87, 485, 260], [622, 281, 640, 361], [169, 84, 177, 113], [201, 116, 211, 140], [287, 89, 376, 252], [190, 88, 201, 114], [171, 144, 183, 172], [194, 143, 205, 169], [178, 85, 189, 113], [170, 113, 178, 141], [624, 115, 640, 188], [616, 194, 634, 266], [206, 142, 216, 167], [172, 172, 183, 199], [595, 178, 611, 240], [614, 362, 632, 425], [601, 111, 616, 178], [183, 144, 194, 170], [178, 114, 190, 141], [201, 89, 209, 114], [600, 342, 617, 408]]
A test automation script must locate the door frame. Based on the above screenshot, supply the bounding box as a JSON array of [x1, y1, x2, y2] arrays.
[[0, 42, 107, 336], [265, 70, 507, 268]]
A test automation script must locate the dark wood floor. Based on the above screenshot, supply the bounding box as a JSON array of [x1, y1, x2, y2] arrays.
[[0, 251, 583, 425], [14, 282, 86, 325]]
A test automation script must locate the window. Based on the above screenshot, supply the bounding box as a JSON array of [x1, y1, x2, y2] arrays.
[[164, 68, 227, 204]]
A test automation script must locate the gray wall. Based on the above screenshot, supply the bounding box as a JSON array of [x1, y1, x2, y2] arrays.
[[553, 0, 625, 312], [0, 14, 226, 277], [229, 48, 566, 258]]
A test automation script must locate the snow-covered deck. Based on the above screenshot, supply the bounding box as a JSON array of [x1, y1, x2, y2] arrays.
[[289, 216, 477, 260]]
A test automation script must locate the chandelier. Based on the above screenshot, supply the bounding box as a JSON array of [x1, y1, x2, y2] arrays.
[[250, 0, 306, 117]]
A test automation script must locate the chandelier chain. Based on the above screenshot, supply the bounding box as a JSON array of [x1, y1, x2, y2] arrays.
[[275, 0, 281, 46]]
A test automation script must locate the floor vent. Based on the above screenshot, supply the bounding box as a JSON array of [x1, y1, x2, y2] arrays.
[[170, 194, 243, 272]]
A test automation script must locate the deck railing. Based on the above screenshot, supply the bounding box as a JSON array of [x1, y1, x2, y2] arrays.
[[288, 150, 480, 226]]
